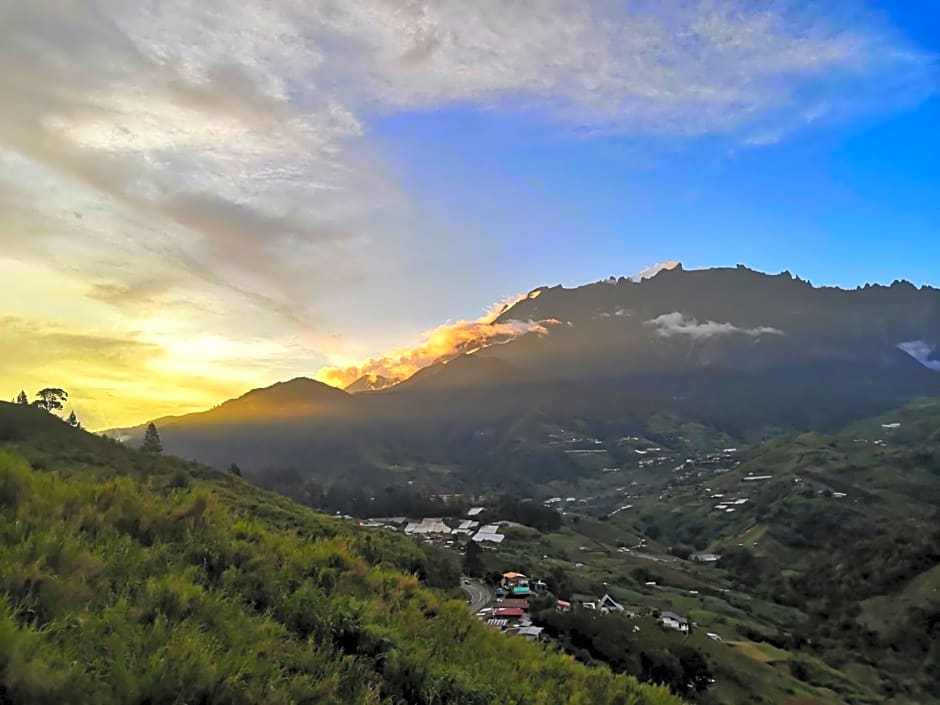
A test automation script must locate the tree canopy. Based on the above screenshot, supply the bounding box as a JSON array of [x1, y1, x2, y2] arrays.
[[32, 388, 68, 413]]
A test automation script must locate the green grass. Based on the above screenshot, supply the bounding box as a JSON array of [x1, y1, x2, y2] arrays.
[[0, 402, 683, 705]]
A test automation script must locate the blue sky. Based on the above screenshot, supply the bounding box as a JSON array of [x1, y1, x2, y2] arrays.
[[2, 0, 938, 425], [371, 2, 939, 301]]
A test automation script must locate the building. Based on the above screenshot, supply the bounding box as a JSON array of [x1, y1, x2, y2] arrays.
[[494, 598, 528, 610], [659, 611, 691, 633], [555, 599, 572, 613], [511, 625, 544, 640], [691, 553, 721, 563], [501, 572, 531, 596], [598, 593, 625, 614], [403, 518, 451, 535], [493, 607, 525, 622]]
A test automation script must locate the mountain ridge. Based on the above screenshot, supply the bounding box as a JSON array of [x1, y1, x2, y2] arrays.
[[104, 265, 940, 489]]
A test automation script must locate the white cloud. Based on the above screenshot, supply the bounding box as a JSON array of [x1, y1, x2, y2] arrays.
[[0, 0, 932, 419], [646, 312, 784, 339], [898, 341, 940, 372], [1, 1, 931, 321]]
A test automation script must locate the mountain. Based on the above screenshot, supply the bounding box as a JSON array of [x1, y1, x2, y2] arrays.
[[344, 373, 400, 393], [0, 401, 681, 705], [107, 266, 940, 491]]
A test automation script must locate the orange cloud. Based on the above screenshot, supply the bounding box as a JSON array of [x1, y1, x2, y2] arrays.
[[318, 292, 554, 389]]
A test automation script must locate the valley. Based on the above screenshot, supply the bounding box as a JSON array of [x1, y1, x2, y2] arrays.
[[6, 267, 940, 704], [267, 399, 940, 704]]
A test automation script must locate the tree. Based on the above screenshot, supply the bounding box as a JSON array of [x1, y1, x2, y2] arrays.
[[32, 388, 68, 413], [228, 462, 242, 477], [16, 390, 28, 405], [462, 538, 484, 577], [66, 411, 79, 427], [142, 423, 163, 454]]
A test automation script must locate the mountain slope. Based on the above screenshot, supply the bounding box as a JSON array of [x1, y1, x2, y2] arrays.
[[619, 399, 940, 702], [106, 266, 940, 490], [0, 401, 681, 705]]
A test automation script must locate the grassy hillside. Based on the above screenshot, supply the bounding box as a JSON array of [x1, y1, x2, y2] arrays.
[[0, 402, 681, 705], [619, 400, 940, 702]]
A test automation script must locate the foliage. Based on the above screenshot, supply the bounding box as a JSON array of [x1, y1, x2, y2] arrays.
[[0, 402, 682, 705], [31, 388, 68, 413], [534, 609, 713, 698], [141, 422, 162, 454]]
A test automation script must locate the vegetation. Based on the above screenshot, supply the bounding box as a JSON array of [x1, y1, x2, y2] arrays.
[[31, 387, 68, 413], [533, 609, 713, 698], [0, 402, 681, 705], [141, 422, 162, 454]]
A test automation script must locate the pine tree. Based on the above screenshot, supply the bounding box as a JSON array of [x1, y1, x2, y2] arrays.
[[66, 410, 79, 427], [16, 390, 28, 405], [142, 423, 163, 454]]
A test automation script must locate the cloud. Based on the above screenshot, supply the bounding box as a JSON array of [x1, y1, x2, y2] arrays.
[[317, 296, 559, 388], [0, 0, 933, 423], [645, 312, 784, 339], [2, 2, 931, 314], [632, 261, 682, 282], [898, 341, 940, 372]]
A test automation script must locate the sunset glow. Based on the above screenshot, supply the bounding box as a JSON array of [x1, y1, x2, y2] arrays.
[[2, 2, 938, 429]]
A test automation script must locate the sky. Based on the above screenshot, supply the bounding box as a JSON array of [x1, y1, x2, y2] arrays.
[[2, 1, 938, 429]]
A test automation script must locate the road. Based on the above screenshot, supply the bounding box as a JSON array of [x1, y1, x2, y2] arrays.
[[461, 578, 491, 613]]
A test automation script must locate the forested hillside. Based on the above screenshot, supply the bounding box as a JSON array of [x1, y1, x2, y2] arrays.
[[0, 402, 680, 705]]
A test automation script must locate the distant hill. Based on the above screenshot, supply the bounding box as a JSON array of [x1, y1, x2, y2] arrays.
[[106, 266, 940, 491]]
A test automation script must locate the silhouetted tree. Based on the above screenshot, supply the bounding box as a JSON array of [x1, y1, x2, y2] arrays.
[[228, 462, 242, 477], [16, 390, 28, 405], [142, 423, 162, 454], [33, 388, 68, 413], [66, 410, 79, 427]]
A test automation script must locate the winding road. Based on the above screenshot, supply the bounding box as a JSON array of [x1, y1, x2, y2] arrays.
[[461, 578, 491, 613]]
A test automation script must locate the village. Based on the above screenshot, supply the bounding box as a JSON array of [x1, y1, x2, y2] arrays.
[[466, 569, 703, 642]]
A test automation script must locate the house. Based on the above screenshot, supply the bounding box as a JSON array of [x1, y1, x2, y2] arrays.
[[494, 598, 528, 610], [471, 530, 504, 544], [659, 611, 691, 633], [512, 625, 544, 640], [691, 553, 721, 563], [555, 599, 572, 613], [493, 607, 525, 622], [598, 593, 625, 614], [501, 572, 531, 596], [467, 506, 485, 516]]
